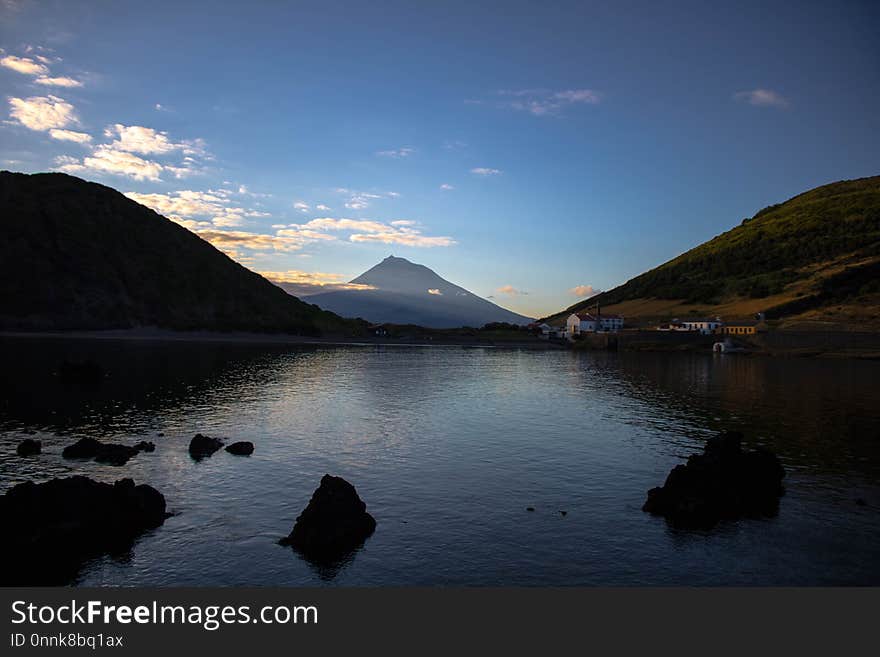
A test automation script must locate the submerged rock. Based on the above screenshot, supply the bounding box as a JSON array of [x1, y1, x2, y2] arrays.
[[189, 433, 224, 459], [58, 360, 104, 384], [62, 438, 153, 465], [16, 438, 41, 457], [225, 441, 254, 456], [0, 476, 167, 585], [280, 474, 376, 562], [94, 443, 139, 466], [643, 431, 785, 530], [62, 437, 102, 459]]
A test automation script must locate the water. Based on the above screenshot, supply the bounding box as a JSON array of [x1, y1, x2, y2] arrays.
[[2, 336, 879, 586]]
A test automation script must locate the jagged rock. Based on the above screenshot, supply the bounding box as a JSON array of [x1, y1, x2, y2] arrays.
[[62, 437, 102, 459], [280, 474, 376, 562], [63, 437, 151, 465], [58, 360, 104, 384], [17, 438, 41, 456], [0, 476, 167, 585], [189, 433, 224, 459], [225, 441, 254, 456], [94, 443, 139, 466], [643, 431, 785, 529]]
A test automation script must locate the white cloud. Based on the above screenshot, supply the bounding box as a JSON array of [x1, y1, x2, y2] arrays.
[[570, 285, 601, 298], [427, 288, 443, 295], [103, 123, 203, 155], [259, 270, 376, 296], [54, 123, 211, 182], [57, 145, 164, 181], [376, 147, 414, 158], [334, 187, 398, 211], [471, 167, 501, 176], [492, 88, 602, 116], [440, 183, 454, 190], [293, 201, 310, 213], [316, 204, 331, 211], [125, 189, 270, 227], [8, 95, 77, 131], [49, 128, 91, 144], [303, 218, 391, 233], [349, 231, 454, 247], [497, 285, 527, 296], [282, 217, 455, 248], [0, 55, 49, 75], [34, 75, 82, 88], [734, 88, 789, 108]]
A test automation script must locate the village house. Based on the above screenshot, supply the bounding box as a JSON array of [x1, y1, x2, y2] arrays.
[[681, 318, 723, 334], [566, 312, 624, 335], [658, 317, 723, 334], [528, 322, 554, 336], [719, 320, 763, 336]]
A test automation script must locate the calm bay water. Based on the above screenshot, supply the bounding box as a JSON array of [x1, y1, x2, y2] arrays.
[[1, 336, 879, 586]]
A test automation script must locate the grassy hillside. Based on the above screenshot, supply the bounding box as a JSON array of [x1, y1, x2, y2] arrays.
[[0, 171, 364, 335], [544, 176, 880, 329]]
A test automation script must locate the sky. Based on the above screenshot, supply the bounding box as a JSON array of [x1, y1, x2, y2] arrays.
[[1, 0, 878, 318]]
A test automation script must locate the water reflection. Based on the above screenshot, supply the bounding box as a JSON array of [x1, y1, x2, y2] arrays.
[[1, 337, 879, 585]]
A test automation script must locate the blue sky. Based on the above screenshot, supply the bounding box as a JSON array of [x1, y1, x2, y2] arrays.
[[2, 0, 878, 317]]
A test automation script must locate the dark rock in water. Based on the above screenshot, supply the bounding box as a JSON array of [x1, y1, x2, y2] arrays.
[[94, 443, 139, 466], [856, 498, 868, 507], [17, 438, 41, 456], [643, 431, 785, 530], [63, 438, 150, 465], [62, 437, 102, 459], [0, 476, 167, 585], [58, 360, 104, 384], [189, 433, 224, 459], [280, 474, 376, 562], [526, 507, 535, 512], [225, 441, 254, 456]]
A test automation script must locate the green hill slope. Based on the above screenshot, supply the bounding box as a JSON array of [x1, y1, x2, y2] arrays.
[[544, 176, 880, 328], [0, 171, 362, 335]]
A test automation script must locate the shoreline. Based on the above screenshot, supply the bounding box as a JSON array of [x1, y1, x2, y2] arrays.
[[0, 329, 565, 350]]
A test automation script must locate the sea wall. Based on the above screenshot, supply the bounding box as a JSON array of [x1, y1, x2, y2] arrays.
[[573, 331, 717, 351], [747, 331, 880, 357], [571, 329, 880, 358]]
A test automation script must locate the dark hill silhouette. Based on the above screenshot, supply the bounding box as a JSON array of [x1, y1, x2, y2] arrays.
[[304, 256, 533, 328], [0, 171, 358, 335]]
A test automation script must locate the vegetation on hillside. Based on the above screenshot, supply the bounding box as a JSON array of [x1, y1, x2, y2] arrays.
[[545, 176, 880, 324]]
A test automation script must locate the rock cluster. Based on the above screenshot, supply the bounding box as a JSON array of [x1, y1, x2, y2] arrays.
[[643, 431, 785, 529], [62, 437, 154, 466], [0, 476, 167, 585], [280, 474, 376, 562]]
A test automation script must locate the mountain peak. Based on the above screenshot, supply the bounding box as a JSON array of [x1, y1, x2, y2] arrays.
[[309, 255, 534, 328]]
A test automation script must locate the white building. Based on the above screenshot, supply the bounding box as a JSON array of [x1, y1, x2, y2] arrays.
[[678, 318, 723, 335], [566, 312, 624, 334]]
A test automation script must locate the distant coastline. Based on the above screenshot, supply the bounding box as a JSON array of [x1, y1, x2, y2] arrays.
[[0, 329, 564, 350]]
